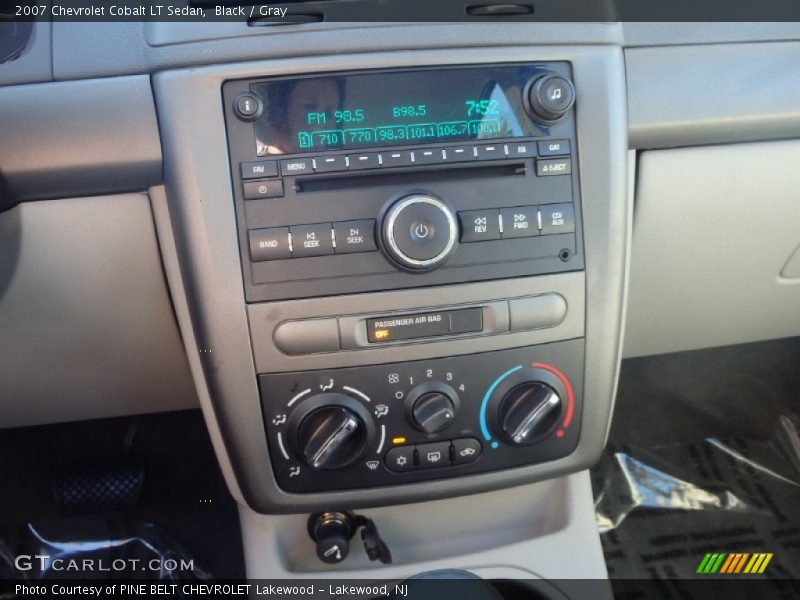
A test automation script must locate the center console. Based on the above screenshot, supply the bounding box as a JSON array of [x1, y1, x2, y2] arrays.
[[152, 45, 629, 523], [220, 63, 589, 498]]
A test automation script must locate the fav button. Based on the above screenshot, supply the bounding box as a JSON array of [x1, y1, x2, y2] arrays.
[[452, 438, 482, 465], [417, 441, 452, 469], [333, 220, 377, 254], [385, 446, 416, 472], [290, 223, 334, 258], [241, 161, 278, 180], [458, 209, 501, 242], [500, 206, 539, 238]]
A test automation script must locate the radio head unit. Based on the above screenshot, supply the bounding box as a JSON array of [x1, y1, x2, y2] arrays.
[[223, 63, 581, 302]]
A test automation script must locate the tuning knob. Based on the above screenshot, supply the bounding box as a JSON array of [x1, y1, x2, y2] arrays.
[[497, 381, 562, 445], [406, 382, 459, 434], [290, 394, 369, 470], [524, 72, 575, 123]]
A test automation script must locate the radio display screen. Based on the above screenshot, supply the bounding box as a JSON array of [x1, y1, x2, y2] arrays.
[[250, 65, 548, 156]]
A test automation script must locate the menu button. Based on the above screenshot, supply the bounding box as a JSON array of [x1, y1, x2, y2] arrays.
[[280, 158, 313, 175]]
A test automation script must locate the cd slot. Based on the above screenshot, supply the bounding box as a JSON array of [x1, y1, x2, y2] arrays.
[[295, 162, 526, 193]]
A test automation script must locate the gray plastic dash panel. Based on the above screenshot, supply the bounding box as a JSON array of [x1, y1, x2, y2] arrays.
[[627, 42, 800, 149], [0, 75, 162, 209]]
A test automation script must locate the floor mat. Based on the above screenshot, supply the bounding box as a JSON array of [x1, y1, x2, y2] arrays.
[[591, 414, 800, 595], [0, 410, 245, 580]]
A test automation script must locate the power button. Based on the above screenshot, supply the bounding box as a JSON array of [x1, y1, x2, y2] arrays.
[[380, 194, 458, 271], [410, 220, 435, 242]]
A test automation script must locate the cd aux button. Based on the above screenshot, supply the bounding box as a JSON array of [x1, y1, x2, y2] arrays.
[[539, 203, 575, 235]]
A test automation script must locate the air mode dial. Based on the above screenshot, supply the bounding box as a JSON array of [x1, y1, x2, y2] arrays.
[[289, 393, 370, 470]]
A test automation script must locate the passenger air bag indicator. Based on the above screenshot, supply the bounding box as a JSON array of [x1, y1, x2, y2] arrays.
[[367, 308, 483, 343]]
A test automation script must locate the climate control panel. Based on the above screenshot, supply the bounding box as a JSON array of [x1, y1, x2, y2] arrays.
[[259, 339, 583, 493]]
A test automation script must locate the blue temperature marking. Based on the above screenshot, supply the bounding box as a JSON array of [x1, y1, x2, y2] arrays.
[[480, 365, 523, 447]]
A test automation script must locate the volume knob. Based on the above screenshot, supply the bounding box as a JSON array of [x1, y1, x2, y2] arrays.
[[379, 193, 458, 272]]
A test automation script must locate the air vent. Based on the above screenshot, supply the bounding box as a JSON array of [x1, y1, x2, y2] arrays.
[[248, 13, 324, 26], [190, 0, 334, 6], [467, 3, 534, 16], [0, 18, 34, 64]]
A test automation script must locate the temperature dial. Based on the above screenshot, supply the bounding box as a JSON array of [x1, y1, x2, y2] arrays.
[[288, 393, 370, 470], [406, 382, 460, 434], [497, 382, 561, 445]]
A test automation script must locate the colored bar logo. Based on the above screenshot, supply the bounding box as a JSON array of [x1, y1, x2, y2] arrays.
[[696, 552, 773, 574]]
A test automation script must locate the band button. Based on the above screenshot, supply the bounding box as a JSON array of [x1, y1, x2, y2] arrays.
[[248, 227, 291, 261]]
